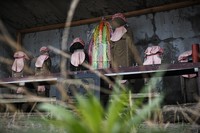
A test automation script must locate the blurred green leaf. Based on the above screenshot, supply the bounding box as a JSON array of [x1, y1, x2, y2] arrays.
[[39, 103, 88, 133], [76, 94, 103, 133]]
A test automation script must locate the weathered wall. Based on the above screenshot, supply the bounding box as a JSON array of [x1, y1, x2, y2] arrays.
[[127, 5, 200, 104], [22, 5, 200, 103], [0, 22, 16, 93]]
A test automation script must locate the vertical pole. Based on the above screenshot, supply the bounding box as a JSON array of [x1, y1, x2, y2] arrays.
[[198, 68, 200, 96]]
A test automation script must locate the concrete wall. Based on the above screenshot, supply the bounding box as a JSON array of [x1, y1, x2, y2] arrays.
[[22, 5, 200, 103]]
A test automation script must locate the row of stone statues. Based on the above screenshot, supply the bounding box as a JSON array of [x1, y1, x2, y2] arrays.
[[11, 13, 164, 96]]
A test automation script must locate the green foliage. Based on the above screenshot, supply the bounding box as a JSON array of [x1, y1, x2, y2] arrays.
[[39, 88, 163, 133]]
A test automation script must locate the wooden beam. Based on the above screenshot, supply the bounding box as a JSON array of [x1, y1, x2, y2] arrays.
[[124, 0, 200, 17], [18, 0, 200, 34]]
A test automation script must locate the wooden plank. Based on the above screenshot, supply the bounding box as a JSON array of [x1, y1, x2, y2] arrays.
[[0, 76, 58, 85], [131, 93, 160, 98], [0, 97, 57, 103], [18, 0, 200, 34], [102, 63, 200, 78], [0, 94, 24, 99]]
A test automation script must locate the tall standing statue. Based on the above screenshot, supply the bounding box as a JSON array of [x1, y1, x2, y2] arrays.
[[12, 51, 30, 93], [88, 20, 111, 69], [110, 13, 138, 68], [35, 46, 51, 97], [69, 37, 88, 71]]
